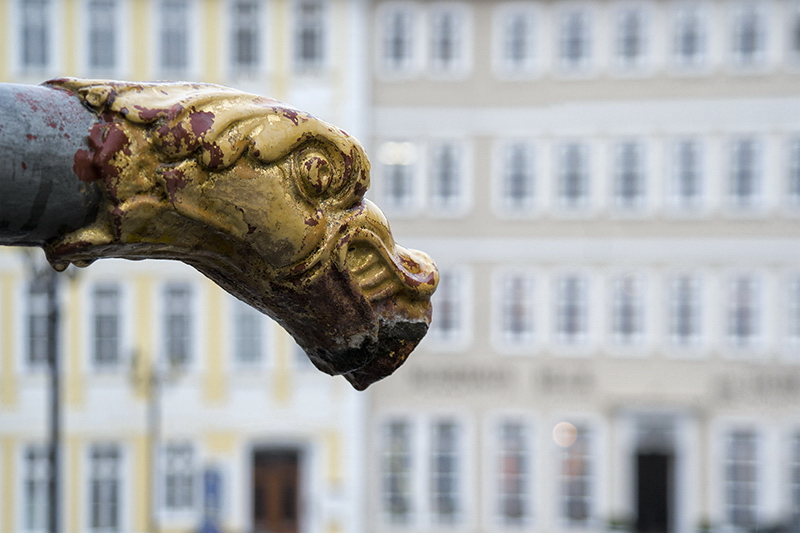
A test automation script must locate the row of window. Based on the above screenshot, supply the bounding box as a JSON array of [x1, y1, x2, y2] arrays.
[[23, 281, 279, 371], [21, 441, 196, 533], [380, 418, 800, 529], [13, 0, 327, 77], [430, 269, 800, 354], [378, 1, 800, 78], [377, 136, 800, 217]]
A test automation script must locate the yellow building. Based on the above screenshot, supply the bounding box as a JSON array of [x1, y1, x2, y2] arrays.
[[0, 1, 370, 533]]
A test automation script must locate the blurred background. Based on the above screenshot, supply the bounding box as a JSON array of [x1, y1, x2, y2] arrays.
[[1, 1, 800, 533]]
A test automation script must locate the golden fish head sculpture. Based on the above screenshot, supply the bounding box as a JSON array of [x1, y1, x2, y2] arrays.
[[44, 78, 438, 390]]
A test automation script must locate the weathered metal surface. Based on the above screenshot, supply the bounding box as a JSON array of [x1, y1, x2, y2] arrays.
[[0, 79, 438, 390], [0, 84, 101, 245]]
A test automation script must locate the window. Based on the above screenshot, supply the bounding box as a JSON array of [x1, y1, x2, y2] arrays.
[[669, 275, 702, 347], [558, 142, 590, 209], [611, 275, 644, 345], [26, 281, 49, 369], [788, 277, 800, 346], [725, 431, 758, 529], [673, 6, 705, 67], [497, 271, 535, 347], [430, 142, 466, 213], [496, 421, 530, 526], [232, 297, 264, 366], [230, 0, 261, 73], [497, 6, 536, 75], [791, 9, 800, 61], [378, 141, 418, 211], [431, 420, 460, 524], [672, 139, 703, 208], [92, 284, 121, 369], [382, 420, 413, 524], [729, 138, 761, 208], [556, 275, 588, 345], [159, 0, 189, 73], [163, 284, 192, 367], [559, 8, 591, 71], [788, 137, 800, 207], [19, 0, 52, 70], [86, 0, 117, 72], [732, 4, 765, 66], [23, 444, 49, 533], [381, 5, 415, 73], [294, 0, 325, 71], [163, 442, 194, 511], [791, 433, 800, 526], [430, 6, 466, 75], [560, 425, 593, 525], [616, 7, 646, 67], [428, 268, 466, 343], [89, 444, 121, 533], [614, 141, 646, 209], [727, 276, 760, 347], [500, 141, 535, 212]]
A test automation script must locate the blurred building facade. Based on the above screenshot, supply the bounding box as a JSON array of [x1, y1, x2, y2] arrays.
[[366, 2, 800, 533], [0, 1, 370, 533]]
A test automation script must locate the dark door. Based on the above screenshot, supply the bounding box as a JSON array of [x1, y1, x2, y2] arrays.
[[636, 453, 671, 533], [252, 449, 300, 533]]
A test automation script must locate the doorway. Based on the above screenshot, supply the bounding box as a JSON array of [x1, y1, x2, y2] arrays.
[[636, 452, 672, 533], [252, 449, 301, 533]]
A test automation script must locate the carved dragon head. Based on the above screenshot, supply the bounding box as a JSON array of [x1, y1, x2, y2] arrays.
[[43, 78, 438, 390]]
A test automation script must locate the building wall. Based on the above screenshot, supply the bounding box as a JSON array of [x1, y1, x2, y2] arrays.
[[0, 1, 369, 532], [367, 1, 800, 533]]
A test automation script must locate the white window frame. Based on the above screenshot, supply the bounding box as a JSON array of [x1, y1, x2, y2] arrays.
[[672, 4, 707, 69], [427, 266, 472, 350], [724, 430, 760, 530], [558, 423, 595, 527], [555, 274, 589, 346], [87, 443, 124, 533], [25, 280, 50, 371], [161, 441, 196, 514], [609, 273, 645, 346], [668, 274, 703, 349], [83, 0, 122, 77], [493, 269, 536, 350], [377, 140, 421, 214], [790, 432, 800, 525], [229, 295, 269, 370], [14, 0, 60, 76], [378, 2, 419, 77], [21, 443, 49, 533], [381, 419, 414, 525], [726, 275, 761, 349], [556, 141, 591, 211], [558, 6, 592, 73], [493, 3, 537, 78], [789, 6, 800, 65], [614, 5, 648, 70], [730, 2, 766, 68], [670, 138, 704, 211], [786, 275, 800, 350], [90, 282, 123, 371], [160, 282, 196, 370], [787, 136, 800, 209], [728, 137, 762, 210], [428, 140, 471, 216], [228, 0, 264, 77], [429, 418, 463, 525], [157, 0, 197, 78], [493, 418, 534, 527], [428, 3, 472, 78], [293, 0, 328, 73], [496, 139, 536, 215], [612, 140, 647, 210]]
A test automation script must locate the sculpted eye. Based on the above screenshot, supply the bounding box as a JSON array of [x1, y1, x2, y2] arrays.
[[296, 145, 342, 200]]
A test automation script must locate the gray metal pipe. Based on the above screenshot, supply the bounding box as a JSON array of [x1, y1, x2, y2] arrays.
[[0, 83, 101, 246]]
